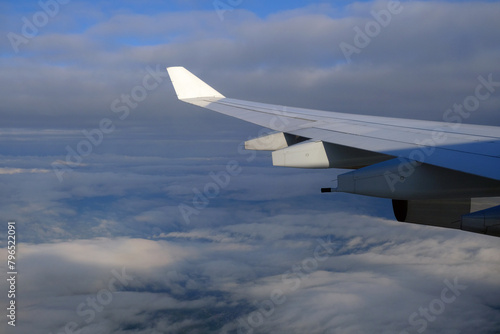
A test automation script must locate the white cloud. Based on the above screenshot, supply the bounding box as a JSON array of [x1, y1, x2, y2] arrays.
[[0, 167, 50, 174], [1, 1, 500, 333], [1, 208, 499, 333]]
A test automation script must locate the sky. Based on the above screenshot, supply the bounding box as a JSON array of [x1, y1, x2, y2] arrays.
[[0, 0, 500, 333]]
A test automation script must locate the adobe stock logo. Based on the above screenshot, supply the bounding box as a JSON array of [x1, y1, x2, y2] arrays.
[[401, 277, 467, 334], [7, 0, 71, 54], [51, 65, 169, 182], [339, 0, 403, 63], [213, 0, 243, 21]]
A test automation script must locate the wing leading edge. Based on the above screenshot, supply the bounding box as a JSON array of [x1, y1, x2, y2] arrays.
[[167, 66, 500, 237]]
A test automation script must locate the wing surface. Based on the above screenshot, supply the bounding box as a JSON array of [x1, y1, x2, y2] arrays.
[[167, 66, 500, 181]]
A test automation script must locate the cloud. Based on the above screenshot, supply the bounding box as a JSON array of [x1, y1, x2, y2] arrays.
[[1, 1, 500, 333], [2, 1, 500, 130], [0, 167, 50, 174], [2, 214, 499, 333], [21, 238, 191, 270]]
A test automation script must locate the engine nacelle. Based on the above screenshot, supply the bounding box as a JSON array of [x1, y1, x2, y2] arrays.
[[461, 205, 500, 237], [392, 198, 470, 230], [393, 199, 500, 237], [335, 158, 500, 199]]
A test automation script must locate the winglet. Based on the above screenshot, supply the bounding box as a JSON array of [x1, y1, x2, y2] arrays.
[[167, 66, 225, 100]]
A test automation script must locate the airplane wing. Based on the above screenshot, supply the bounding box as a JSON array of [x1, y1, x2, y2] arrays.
[[167, 66, 500, 237]]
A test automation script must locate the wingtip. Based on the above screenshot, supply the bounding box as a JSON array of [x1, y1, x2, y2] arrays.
[[166, 66, 183, 72], [167, 66, 225, 100]]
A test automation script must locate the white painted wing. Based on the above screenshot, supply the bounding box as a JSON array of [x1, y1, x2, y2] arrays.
[[167, 67, 500, 181]]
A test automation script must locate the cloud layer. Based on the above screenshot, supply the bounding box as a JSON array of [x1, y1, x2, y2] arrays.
[[2, 216, 500, 333], [1, 1, 500, 333]]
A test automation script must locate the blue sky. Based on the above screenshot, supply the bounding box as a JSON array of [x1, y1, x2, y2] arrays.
[[3, 0, 362, 18], [1, 1, 500, 333]]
